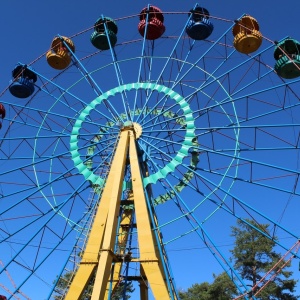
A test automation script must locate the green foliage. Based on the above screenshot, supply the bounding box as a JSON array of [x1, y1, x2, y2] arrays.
[[179, 282, 211, 300], [111, 281, 135, 300], [180, 219, 299, 300], [209, 272, 237, 299], [179, 273, 237, 300], [231, 219, 299, 299]]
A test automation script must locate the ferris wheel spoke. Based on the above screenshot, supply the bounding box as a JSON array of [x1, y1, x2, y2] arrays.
[[48, 228, 89, 298], [98, 28, 132, 122], [37, 70, 120, 124], [2, 4, 300, 299], [82, 141, 116, 175], [143, 55, 202, 128], [135, 8, 208, 125], [2, 212, 83, 298], [1, 166, 87, 215], [152, 162, 199, 206], [179, 163, 300, 242], [142, 107, 187, 146], [133, 8, 154, 116], [197, 163, 300, 199], [139, 100, 185, 129], [217, 74, 300, 111], [138, 141, 166, 174], [151, 142, 300, 242], [160, 181, 299, 264], [147, 7, 194, 68], [1, 204, 69, 270], [191, 43, 276, 97], [1, 205, 64, 244], [137, 90, 198, 148], [141, 132, 185, 150], [198, 146, 300, 179], [59, 34, 105, 96], [179, 53, 291, 122], [142, 128, 186, 135], [191, 90, 300, 136], [139, 135, 182, 164], [145, 132, 185, 151], [195, 123, 300, 132], [0, 175, 88, 222], [1, 106, 79, 138], [140, 29, 191, 94], [138, 27, 235, 127], [2, 132, 88, 166], [142, 120, 185, 149], [153, 176, 250, 295]]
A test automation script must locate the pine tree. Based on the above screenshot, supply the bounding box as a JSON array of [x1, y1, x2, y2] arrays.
[[178, 272, 237, 300], [231, 219, 299, 299], [179, 219, 299, 299]]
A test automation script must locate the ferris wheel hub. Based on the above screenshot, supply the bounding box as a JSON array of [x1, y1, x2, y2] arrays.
[[132, 122, 142, 139], [122, 121, 142, 139]]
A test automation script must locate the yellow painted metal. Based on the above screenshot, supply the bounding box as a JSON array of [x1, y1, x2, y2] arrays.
[[65, 126, 175, 299], [91, 129, 129, 299], [65, 130, 129, 300], [129, 131, 171, 299]]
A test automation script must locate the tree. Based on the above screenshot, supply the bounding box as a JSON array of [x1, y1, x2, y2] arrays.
[[231, 219, 299, 299], [179, 272, 237, 300], [179, 282, 211, 300], [111, 281, 135, 300], [179, 219, 299, 299], [209, 272, 238, 299]]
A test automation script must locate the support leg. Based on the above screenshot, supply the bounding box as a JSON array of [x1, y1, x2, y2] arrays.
[[65, 130, 129, 299], [129, 132, 171, 299]]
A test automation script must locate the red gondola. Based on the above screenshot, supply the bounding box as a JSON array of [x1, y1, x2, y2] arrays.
[[0, 103, 5, 129]]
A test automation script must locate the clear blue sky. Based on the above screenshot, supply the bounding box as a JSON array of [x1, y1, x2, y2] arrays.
[[0, 0, 298, 77], [0, 1, 300, 299]]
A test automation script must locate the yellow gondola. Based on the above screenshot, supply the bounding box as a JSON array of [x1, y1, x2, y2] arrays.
[[232, 15, 262, 54], [46, 36, 75, 70]]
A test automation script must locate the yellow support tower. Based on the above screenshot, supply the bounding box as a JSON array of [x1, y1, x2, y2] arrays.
[[65, 125, 177, 300]]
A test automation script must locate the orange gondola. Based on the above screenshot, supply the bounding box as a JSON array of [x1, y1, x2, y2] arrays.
[[46, 36, 75, 70], [232, 15, 262, 54]]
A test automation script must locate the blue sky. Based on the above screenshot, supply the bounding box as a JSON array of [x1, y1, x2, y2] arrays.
[[0, 1, 300, 299], [0, 0, 298, 75]]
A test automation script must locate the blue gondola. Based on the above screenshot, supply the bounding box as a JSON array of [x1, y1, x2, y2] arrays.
[[186, 5, 213, 40], [9, 64, 37, 98]]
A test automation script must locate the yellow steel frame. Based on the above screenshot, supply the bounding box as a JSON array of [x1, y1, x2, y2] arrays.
[[65, 127, 175, 299]]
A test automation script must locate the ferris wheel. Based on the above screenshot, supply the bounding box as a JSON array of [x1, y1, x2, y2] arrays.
[[1, 3, 300, 300]]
